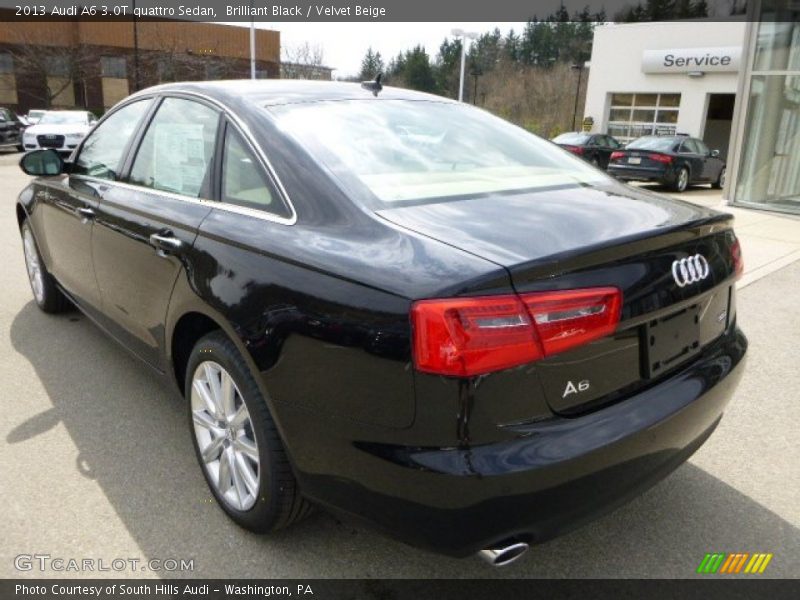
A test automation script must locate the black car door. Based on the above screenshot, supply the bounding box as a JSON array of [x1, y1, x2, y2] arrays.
[[693, 138, 721, 181], [89, 96, 218, 369], [35, 98, 153, 310], [677, 139, 704, 183]]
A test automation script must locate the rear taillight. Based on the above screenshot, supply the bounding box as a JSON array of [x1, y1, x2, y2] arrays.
[[610, 151, 625, 161], [563, 144, 584, 155], [731, 237, 744, 279], [648, 153, 673, 164], [520, 287, 622, 357], [411, 287, 622, 377]]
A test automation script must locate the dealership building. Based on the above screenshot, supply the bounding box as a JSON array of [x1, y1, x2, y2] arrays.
[[584, 7, 800, 215]]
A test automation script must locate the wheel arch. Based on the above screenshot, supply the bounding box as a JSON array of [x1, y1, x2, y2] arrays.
[[165, 276, 274, 406]]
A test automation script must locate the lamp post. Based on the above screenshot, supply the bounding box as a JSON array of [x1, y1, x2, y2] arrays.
[[132, 0, 140, 91], [451, 28, 479, 102], [249, 0, 256, 79], [571, 62, 584, 132]]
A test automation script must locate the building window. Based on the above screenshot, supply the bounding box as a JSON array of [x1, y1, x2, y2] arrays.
[[0, 53, 13, 74], [157, 59, 175, 82], [101, 56, 127, 79], [45, 56, 70, 77], [607, 93, 681, 142]]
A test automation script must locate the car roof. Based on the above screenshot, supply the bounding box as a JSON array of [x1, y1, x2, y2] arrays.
[[130, 79, 457, 108]]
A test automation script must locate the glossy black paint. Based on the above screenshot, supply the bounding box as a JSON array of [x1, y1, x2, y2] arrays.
[[17, 81, 746, 557], [608, 135, 726, 187], [552, 132, 622, 168]]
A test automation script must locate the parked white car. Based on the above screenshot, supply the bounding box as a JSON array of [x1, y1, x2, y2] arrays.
[[22, 110, 97, 154], [26, 109, 47, 124]]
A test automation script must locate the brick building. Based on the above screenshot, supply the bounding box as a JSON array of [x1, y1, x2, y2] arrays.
[[0, 18, 280, 114]]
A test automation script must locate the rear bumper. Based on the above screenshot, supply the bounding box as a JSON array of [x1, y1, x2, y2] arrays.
[[608, 164, 671, 182], [294, 327, 747, 557]]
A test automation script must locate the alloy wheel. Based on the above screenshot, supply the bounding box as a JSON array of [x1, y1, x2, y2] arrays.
[[678, 168, 688, 191], [191, 361, 260, 511], [22, 227, 45, 304]]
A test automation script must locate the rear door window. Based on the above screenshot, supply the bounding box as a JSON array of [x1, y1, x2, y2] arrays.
[[129, 97, 220, 198], [220, 126, 291, 219]]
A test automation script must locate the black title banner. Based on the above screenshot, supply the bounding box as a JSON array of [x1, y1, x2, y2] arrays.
[[0, 0, 765, 22], [3, 579, 800, 600]]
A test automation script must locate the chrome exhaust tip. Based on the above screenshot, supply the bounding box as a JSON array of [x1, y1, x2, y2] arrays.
[[477, 540, 530, 567]]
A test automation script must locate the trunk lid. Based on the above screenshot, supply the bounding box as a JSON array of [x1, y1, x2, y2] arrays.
[[379, 182, 738, 415]]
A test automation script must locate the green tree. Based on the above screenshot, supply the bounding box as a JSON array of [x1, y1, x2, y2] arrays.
[[358, 47, 384, 80], [403, 46, 436, 93]]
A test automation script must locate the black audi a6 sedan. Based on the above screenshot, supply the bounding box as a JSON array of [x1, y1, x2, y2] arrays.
[[551, 131, 622, 169], [16, 81, 746, 566], [607, 135, 727, 192]]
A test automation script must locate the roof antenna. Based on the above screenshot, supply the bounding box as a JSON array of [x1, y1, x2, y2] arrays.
[[361, 73, 383, 97]]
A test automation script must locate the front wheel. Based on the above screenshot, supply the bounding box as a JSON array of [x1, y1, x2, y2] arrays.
[[186, 331, 311, 532], [21, 221, 70, 313], [671, 167, 689, 192]]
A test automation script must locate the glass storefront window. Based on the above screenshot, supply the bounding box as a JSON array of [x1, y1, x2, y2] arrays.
[[733, 6, 800, 212], [608, 93, 680, 142]]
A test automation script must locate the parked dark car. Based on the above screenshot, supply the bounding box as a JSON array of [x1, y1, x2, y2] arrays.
[[0, 107, 25, 151], [608, 135, 726, 192], [552, 131, 622, 168], [16, 81, 746, 566]]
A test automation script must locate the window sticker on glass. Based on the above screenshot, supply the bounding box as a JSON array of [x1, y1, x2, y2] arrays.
[[153, 124, 207, 196]]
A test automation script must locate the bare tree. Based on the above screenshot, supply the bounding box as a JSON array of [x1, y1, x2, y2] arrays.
[[281, 42, 329, 79], [3, 28, 94, 108]]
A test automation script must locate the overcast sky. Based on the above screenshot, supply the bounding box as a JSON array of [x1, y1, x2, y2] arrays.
[[238, 22, 528, 78]]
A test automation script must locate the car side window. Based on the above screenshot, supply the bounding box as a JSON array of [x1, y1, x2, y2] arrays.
[[679, 140, 695, 154], [694, 139, 710, 155], [129, 97, 220, 198], [73, 99, 152, 180], [221, 126, 290, 218]]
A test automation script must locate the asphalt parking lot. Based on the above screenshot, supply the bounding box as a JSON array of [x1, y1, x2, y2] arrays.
[[1, 152, 798, 578]]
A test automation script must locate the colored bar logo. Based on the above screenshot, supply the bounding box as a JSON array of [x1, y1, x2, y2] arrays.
[[696, 552, 773, 574]]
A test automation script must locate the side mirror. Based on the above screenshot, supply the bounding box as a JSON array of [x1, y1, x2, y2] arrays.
[[19, 149, 65, 177], [711, 149, 720, 158]]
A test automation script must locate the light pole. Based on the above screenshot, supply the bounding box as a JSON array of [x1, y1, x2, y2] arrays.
[[451, 28, 478, 102], [571, 62, 584, 131], [249, 0, 256, 79]]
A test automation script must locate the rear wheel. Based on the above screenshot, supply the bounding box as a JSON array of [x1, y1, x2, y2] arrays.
[[21, 221, 70, 313], [186, 331, 312, 532], [712, 167, 726, 189], [672, 167, 689, 192]]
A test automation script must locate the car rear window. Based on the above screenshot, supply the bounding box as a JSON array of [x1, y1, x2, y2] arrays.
[[626, 137, 677, 152], [269, 100, 608, 206], [553, 132, 591, 144]]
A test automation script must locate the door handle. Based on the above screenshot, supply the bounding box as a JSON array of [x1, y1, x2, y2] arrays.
[[149, 232, 183, 255], [75, 206, 95, 221]]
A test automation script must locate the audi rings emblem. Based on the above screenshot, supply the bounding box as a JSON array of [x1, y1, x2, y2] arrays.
[[672, 254, 710, 287]]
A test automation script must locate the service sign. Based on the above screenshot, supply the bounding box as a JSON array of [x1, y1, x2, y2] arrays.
[[642, 46, 742, 73]]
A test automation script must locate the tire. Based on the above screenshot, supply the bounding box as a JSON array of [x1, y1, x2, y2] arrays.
[[712, 166, 726, 190], [186, 330, 311, 533], [21, 220, 70, 313], [671, 166, 689, 192]]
